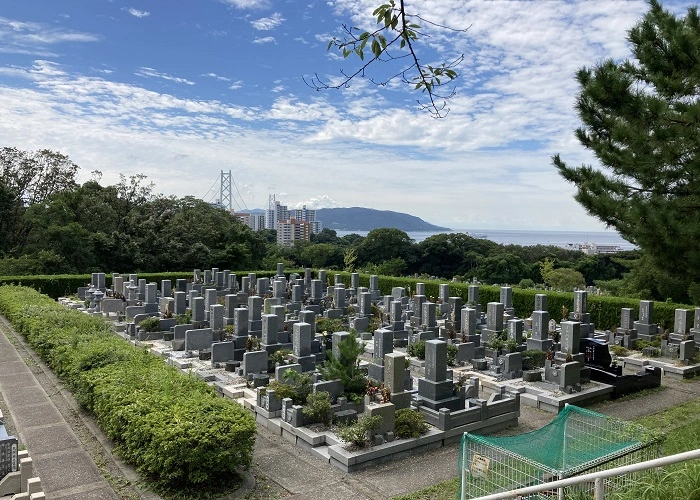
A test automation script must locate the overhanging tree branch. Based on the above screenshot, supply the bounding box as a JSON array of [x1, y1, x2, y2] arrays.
[[304, 0, 469, 118]]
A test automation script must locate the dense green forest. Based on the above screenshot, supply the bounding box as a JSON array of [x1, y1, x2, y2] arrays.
[[0, 147, 695, 304]]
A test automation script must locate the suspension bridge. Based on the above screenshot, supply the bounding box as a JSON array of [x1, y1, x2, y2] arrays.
[[201, 170, 248, 212]]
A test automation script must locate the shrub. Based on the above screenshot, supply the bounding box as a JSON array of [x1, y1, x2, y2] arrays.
[[0, 285, 256, 488], [267, 369, 312, 405], [522, 350, 547, 370], [319, 331, 365, 396], [394, 408, 429, 439], [269, 348, 293, 365], [609, 345, 629, 357], [316, 317, 346, 334], [336, 414, 382, 448], [303, 391, 332, 426], [407, 340, 426, 360], [447, 344, 458, 366], [138, 316, 160, 332]]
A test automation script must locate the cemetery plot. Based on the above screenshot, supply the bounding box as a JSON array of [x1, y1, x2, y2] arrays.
[[54, 268, 696, 474]]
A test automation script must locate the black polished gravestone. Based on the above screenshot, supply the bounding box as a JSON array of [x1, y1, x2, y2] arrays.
[[0, 420, 18, 479], [581, 338, 617, 373], [580, 338, 661, 398]]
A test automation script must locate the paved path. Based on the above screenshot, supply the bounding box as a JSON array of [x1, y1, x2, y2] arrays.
[[0, 315, 152, 500]]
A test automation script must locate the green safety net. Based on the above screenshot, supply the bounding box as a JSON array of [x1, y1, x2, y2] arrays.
[[461, 405, 656, 478]]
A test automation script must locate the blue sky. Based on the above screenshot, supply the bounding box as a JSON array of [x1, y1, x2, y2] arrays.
[[0, 0, 692, 231]]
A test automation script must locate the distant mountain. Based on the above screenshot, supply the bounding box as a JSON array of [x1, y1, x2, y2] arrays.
[[315, 207, 450, 232]]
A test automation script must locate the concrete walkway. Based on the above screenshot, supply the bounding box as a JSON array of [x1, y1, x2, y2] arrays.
[[0, 315, 149, 500]]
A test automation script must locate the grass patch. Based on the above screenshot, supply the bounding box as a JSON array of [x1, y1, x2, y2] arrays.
[[395, 396, 700, 499], [394, 477, 460, 500]]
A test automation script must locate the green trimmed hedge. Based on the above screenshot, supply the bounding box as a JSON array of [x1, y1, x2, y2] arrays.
[[0, 270, 283, 300], [328, 272, 689, 331], [0, 285, 256, 487]]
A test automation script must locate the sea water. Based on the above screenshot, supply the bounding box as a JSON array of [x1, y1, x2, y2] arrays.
[[335, 228, 636, 250]]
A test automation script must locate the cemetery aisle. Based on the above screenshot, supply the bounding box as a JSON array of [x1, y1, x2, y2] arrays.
[[0, 315, 140, 499]]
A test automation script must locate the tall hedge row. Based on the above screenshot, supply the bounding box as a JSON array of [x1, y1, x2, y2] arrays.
[[328, 272, 689, 331], [0, 270, 282, 300], [0, 285, 256, 487]]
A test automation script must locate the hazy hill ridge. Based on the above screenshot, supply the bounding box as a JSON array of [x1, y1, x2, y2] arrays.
[[315, 207, 450, 232]]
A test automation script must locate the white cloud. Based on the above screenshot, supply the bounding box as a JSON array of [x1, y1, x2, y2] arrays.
[[126, 8, 150, 18], [250, 13, 284, 30], [228, 80, 244, 90], [202, 72, 231, 82], [0, 16, 100, 55], [290, 195, 339, 209], [136, 67, 195, 85], [221, 0, 269, 8], [252, 36, 275, 44]]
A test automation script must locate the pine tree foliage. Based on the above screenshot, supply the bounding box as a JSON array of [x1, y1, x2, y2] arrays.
[[553, 0, 700, 284]]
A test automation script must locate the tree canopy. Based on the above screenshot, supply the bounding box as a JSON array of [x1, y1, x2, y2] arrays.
[[553, 0, 700, 294]]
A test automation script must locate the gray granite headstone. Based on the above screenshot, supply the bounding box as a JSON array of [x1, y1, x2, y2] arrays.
[[422, 302, 436, 328], [486, 302, 504, 331], [374, 328, 394, 359], [203, 288, 217, 311], [534, 293, 547, 312], [191, 297, 205, 324], [359, 292, 372, 317], [384, 352, 405, 393], [462, 307, 477, 336], [507, 319, 524, 343], [211, 341, 235, 363], [332, 331, 350, 359], [248, 296, 263, 321], [185, 328, 214, 351], [242, 349, 268, 375], [161, 280, 171, 298], [467, 285, 479, 305], [262, 314, 278, 345], [532, 311, 550, 340], [620, 308, 634, 330], [210, 304, 224, 332], [234, 308, 249, 336], [560, 321, 581, 354], [499, 287, 513, 308], [675, 309, 692, 334], [350, 273, 360, 291], [293, 322, 313, 357], [574, 291, 587, 315], [299, 309, 316, 326], [414, 295, 426, 321], [425, 339, 447, 382], [224, 294, 236, 318], [310, 280, 322, 300]]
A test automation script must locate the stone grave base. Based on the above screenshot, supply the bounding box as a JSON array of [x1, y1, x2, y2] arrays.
[[621, 354, 700, 379], [241, 399, 517, 473], [458, 369, 614, 413]]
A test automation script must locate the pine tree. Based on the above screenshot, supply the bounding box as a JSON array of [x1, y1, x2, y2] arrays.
[[553, 0, 700, 291]]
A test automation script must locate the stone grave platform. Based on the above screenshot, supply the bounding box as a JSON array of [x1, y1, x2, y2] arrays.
[[456, 368, 614, 413], [239, 397, 518, 473], [621, 353, 700, 379]]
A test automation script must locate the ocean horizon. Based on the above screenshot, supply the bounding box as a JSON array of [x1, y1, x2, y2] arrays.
[[334, 228, 636, 250]]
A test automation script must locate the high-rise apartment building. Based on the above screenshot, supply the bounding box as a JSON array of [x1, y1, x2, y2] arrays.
[[276, 218, 312, 246]]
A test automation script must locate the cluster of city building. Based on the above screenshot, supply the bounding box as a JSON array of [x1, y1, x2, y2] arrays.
[[234, 195, 322, 246]]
